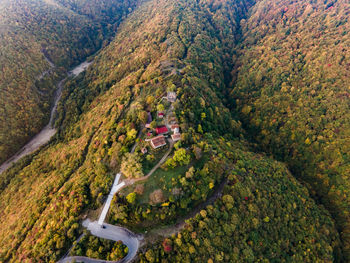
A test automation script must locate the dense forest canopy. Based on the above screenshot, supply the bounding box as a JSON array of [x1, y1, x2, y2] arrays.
[[0, 0, 137, 165], [230, 0, 350, 258], [0, 0, 349, 262]]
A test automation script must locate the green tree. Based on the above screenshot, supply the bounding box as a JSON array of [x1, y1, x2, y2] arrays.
[[198, 124, 203, 134], [121, 153, 144, 178], [138, 111, 148, 124], [127, 129, 137, 140], [150, 121, 157, 129], [145, 249, 155, 262], [126, 192, 137, 204], [157, 104, 165, 112], [173, 148, 191, 166]]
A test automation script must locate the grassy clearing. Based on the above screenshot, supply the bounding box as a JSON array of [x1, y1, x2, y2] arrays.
[[138, 165, 188, 203], [141, 144, 171, 174], [121, 154, 209, 205]]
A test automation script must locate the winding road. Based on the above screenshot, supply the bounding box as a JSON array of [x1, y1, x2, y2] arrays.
[[0, 59, 92, 175], [59, 97, 179, 263], [59, 220, 141, 263], [59, 172, 142, 263], [1, 56, 179, 262], [59, 164, 143, 263]]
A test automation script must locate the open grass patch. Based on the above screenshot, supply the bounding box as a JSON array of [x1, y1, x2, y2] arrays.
[[121, 154, 210, 205], [141, 144, 171, 174], [138, 165, 188, 204]]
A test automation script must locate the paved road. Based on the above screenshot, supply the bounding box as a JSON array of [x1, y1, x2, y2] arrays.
[[98, 173, 125, 225], [59, 172, 138, 263], [59, 220, 141, 263], [59, 94, 178, 263], [0, 60, 92, 175]]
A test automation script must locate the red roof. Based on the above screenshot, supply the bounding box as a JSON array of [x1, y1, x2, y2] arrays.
[[156, 126, 168, 134], [150, 135, 167, 149], [171, 133, 181, 141], [170, 124, 179, 131]]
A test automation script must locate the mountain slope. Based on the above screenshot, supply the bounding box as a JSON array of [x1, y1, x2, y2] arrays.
[[138, 145, 340, 262], [230, 0, 350, 257], [0, 0, 347, 262], [0, 0, 136, 164]]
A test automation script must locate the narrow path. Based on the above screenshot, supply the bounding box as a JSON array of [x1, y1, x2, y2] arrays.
[[60, 233, 86, 261], [0, 59, 92, 175], [37, 51, 55, 81], [127, 138, 174, 185], [130, 127, 143, 154], [147, 178, 227, 238]]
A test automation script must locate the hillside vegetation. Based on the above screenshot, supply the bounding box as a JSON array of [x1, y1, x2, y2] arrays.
[[0, 0, 136, 164], [139, 144, 340, 262], [0, 0, 348, 262], [230, 0, 350, 257]]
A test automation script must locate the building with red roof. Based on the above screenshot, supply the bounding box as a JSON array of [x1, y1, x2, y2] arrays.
[[150, 135, 167, 149], [170, 124, 179, 132], [171, 133, 181, 142], [156, 126, 168, 135]]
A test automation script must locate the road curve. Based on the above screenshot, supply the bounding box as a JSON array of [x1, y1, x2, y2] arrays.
[[59, 220, 142, 263], [59, 90, 178, 263]]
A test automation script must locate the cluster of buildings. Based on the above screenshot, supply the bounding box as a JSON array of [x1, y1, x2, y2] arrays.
[[143, 92, 181, 151]]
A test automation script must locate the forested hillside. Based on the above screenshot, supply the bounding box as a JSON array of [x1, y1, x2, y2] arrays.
[[138, 146, 340, 262], [230, 0, 350, 258], [0, 0, 136, 164], [0, 0, 348, 262]]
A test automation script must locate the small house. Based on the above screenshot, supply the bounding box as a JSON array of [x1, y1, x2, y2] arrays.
[[158, 112, 165, 118], [171, 133, 181, 142], [156, 125, 168, 135], [141, 147, 148, 154], [150, 135, 167, 149], [170, 124, 179, 132], [167, 91, 177, 103]]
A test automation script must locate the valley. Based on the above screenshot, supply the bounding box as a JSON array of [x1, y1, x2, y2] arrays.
[[0, 0, 137, 164], [0, 0, 348, 262], [0, 59, 91, 175]]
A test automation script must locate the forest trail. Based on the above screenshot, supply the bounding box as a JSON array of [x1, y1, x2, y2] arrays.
[[146, 178, 227, 239], [37, 51, 55, 80]]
